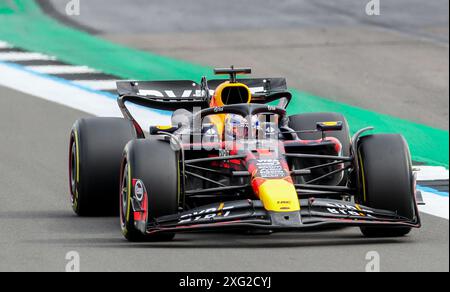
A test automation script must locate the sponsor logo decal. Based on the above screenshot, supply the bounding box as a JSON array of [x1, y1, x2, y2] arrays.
[[179, 205, 234, 224], [134, 180, 145, 202], [214, 107, 224, 113], [325, 202, 375, 218], [256, 159, 287, 178]]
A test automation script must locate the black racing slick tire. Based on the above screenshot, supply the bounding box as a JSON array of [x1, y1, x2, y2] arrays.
[[69, 118, 136, 216], [120, 139, 180, 242], [288, 112, 351, 186], [357, 134, 417, 237]]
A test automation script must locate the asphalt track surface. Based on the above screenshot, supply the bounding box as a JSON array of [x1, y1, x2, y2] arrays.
[[0, 85, 448, 272], [45, 0, 450, 129], [0, 1, 447, 272]]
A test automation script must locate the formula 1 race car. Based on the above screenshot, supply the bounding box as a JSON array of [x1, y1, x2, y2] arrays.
[[69, 67, 421, 241]]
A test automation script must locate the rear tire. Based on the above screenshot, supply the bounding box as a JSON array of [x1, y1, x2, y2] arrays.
[[357, 134, 416, 237], [288, 112, 351, 186], [69, 118, 136, 216], [288, 113, 351, 150], [120, 139, 180, 242]]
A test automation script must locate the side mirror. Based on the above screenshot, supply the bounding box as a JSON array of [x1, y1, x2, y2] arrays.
[[149, 125, 180, 135], [316, 121, 343, 132]]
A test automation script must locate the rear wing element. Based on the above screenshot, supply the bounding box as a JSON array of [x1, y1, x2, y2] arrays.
[[116, 77, 291, 137], [117, 78, 288, 99]]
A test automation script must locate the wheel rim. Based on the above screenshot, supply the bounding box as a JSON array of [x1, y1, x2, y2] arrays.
[[120, 162, 129, 229], [69, 138, 77, 204]]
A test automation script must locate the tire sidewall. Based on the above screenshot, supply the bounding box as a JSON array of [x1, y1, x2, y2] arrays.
[[120, 139, 180, 241], [357, 134, 416, 237]]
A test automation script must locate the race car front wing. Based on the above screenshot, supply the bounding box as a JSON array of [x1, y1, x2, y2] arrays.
[[138, 198, 421, 236]]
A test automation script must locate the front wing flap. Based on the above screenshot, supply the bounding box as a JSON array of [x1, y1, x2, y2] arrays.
[[140, 199, 421, 235]]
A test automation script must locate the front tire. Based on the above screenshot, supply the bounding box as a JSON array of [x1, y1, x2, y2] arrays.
[[120, 139, 180, 242], [357, 134, 417, 237]]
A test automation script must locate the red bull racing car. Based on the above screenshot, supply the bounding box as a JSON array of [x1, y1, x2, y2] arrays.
[[69, 67, 421, 241]]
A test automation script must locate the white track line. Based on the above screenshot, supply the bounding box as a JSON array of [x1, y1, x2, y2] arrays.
[[73, 80, 118, 90], [416, 166, 448, 219], [26, 65, 98, 74], [416, 166, 449, 181], [0, 52, 56, 61], [0, 62, 170, 130], [419, 191, 449, 219], [0, 41, 12, 49]]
